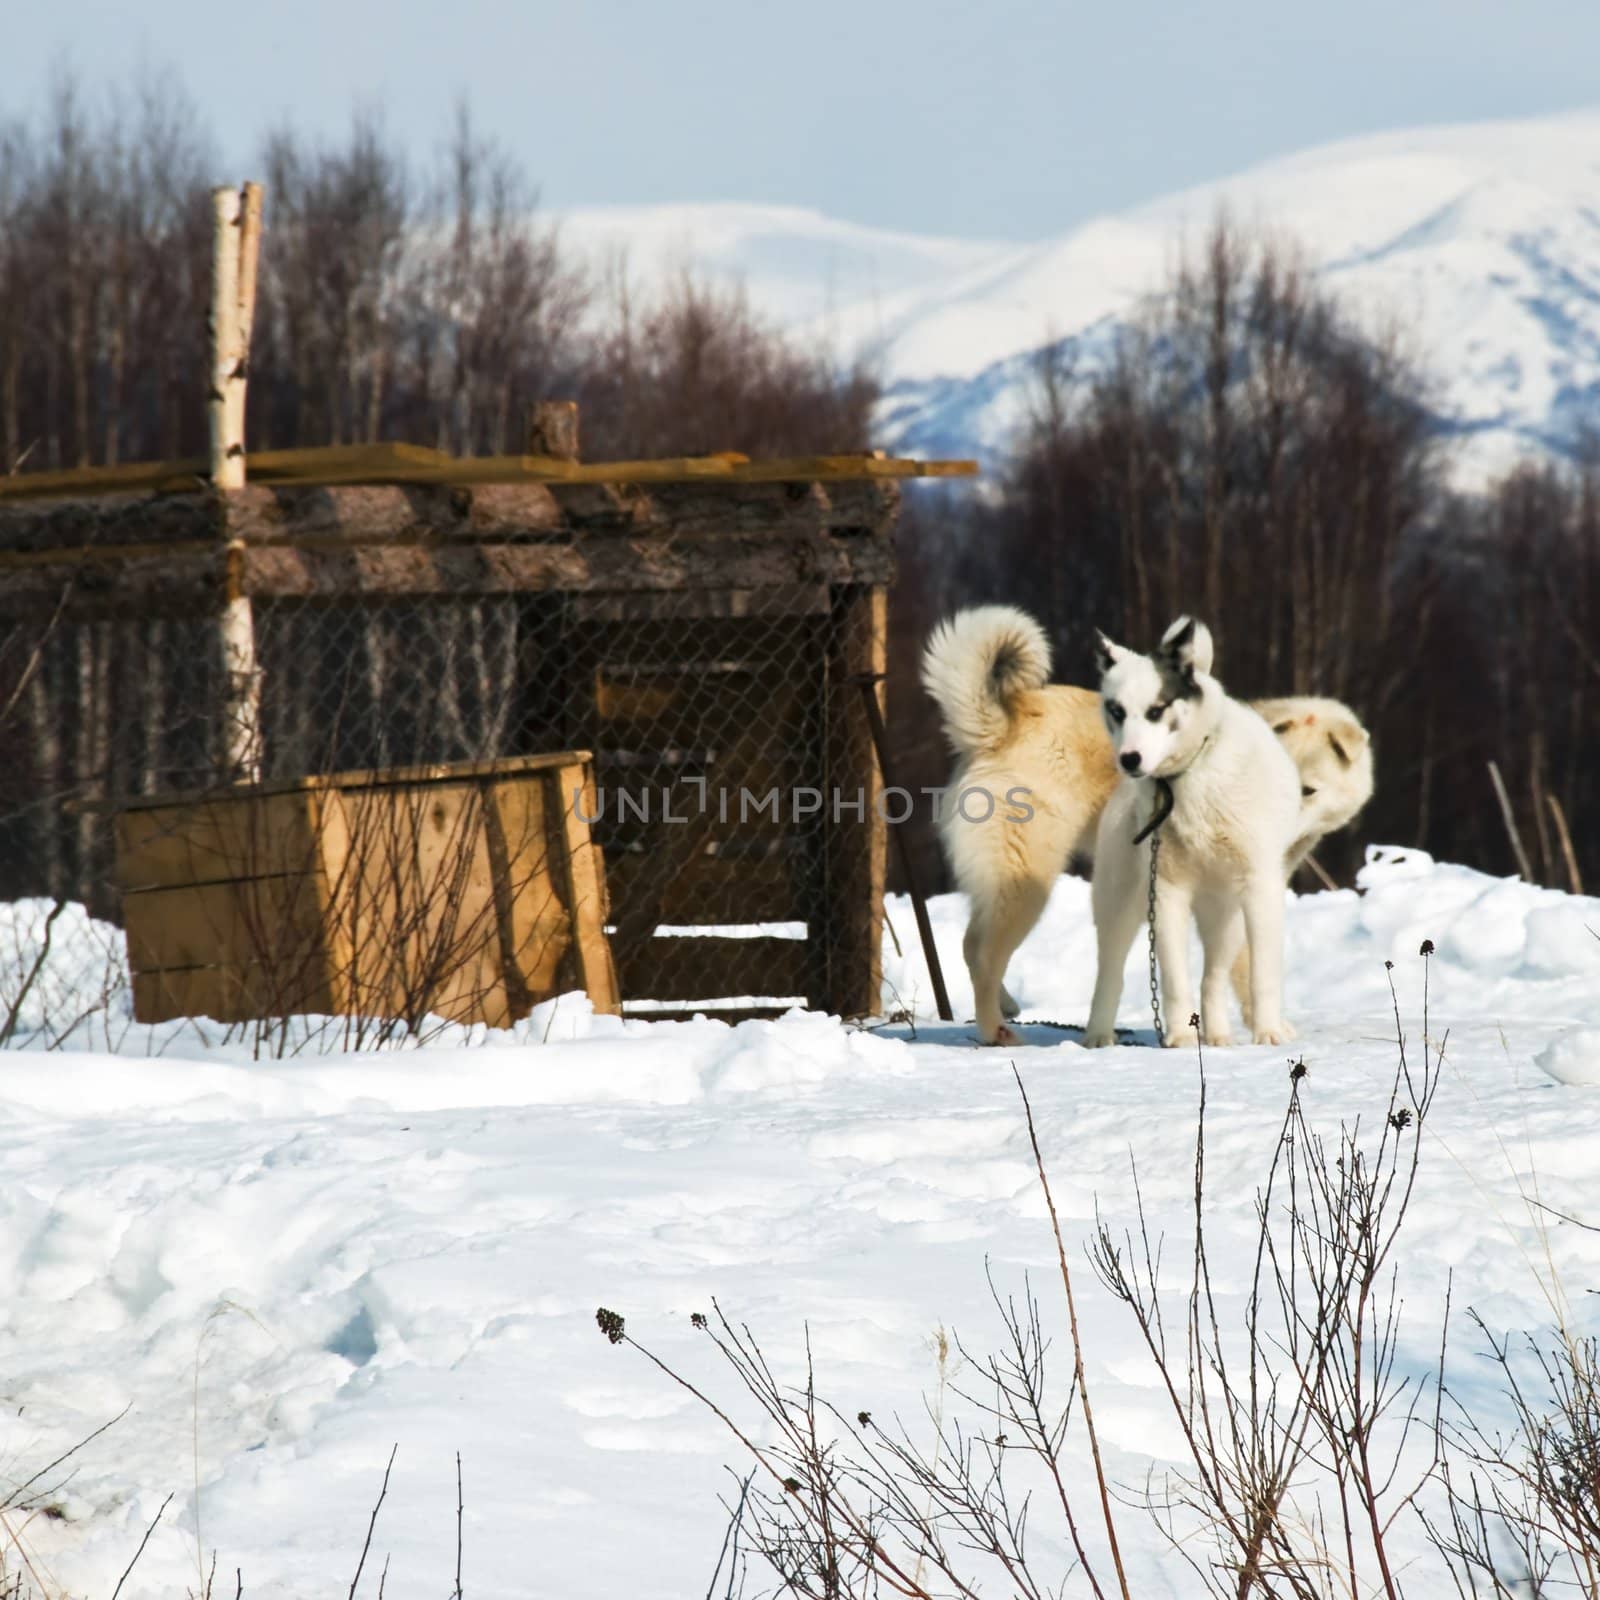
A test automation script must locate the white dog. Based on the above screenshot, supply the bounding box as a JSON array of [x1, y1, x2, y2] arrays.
[[921, 606, 1373, 1046], [1083, 616, 1300, 1049]]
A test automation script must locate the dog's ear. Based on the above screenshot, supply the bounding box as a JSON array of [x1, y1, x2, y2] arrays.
[[1159, 616, 1214, 681], [1327, 716, 1370, 766], [1093, 629, 1128, 678]]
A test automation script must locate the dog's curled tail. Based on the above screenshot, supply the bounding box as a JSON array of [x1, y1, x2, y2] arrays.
[[921, 605, 1051, 756]]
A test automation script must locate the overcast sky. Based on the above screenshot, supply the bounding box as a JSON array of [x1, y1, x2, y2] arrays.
[[5, 0, 1598, 240]]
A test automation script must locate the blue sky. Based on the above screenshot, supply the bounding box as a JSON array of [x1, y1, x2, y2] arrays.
[[5, 0, 1598, 239]]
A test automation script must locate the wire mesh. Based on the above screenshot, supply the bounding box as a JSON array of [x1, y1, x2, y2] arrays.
[[0, 585, 875, 1032]]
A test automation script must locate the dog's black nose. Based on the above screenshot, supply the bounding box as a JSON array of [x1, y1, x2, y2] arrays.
[[1120, 750, 1142, 773]]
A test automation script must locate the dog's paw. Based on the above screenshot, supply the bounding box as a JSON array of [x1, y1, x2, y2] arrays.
[[1081, 1028, 1117, 1049], [976, 1023, 1022, 1047], [1251, 1021, 1297, 1046], [1203, 1027, 1237, 1048], [1162, 1024, 1201, 1049]]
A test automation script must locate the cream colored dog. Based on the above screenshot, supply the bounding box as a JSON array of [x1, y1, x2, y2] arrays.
[[921, 605, 1374, 1046]]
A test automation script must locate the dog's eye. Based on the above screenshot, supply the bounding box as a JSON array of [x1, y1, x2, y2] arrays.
[[1301, 785, 1317, 798], [1145, 704, 1167, 723], [1105, 700, 1126, 724]]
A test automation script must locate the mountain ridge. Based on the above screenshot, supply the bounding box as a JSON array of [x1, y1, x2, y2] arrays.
[[556, 109, 1600, 483]]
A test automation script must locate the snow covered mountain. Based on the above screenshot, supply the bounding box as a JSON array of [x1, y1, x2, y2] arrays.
[[557, 111, 1600, 485]]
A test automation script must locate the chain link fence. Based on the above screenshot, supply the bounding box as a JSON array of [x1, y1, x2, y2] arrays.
[[0, 582, 881, 1042]]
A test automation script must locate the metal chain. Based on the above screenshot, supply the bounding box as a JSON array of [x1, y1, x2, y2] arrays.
[[1146, 823, 1163, 1043]]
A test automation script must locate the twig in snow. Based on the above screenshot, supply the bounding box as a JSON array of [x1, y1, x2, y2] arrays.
[[1013, 1063, 1131, 1600], [0, 898, 68, 1046], [453, 1451, 463, 1600], [110, 1492, 173, 1600], [705, 1470, 754, 1600], [347, 1445, 397, 1600], [3, 1402, 129, 1510]]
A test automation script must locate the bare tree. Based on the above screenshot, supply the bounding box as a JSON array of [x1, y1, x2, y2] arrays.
[[255, 113, 410, 447], [581, 265, 877, 460]]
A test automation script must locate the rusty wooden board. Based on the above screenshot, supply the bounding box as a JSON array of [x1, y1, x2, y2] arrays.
[[0, 442, 975, 503]]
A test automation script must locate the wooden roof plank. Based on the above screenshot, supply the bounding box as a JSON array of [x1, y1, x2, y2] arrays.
[[0, 442, 977, 503]]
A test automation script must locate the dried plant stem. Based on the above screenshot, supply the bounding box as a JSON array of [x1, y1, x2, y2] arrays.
[[347, 1445, 397, 1600], [1488, 760, 1535, 882], [110, 1492, 173, 1600], [1013, 1065, 1132, 1600], [1547, 793, 1584, 895]]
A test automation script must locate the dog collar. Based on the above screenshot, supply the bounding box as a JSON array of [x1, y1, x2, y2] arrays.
[[1132, 777, 1175, 845], [1131, 732, 1213, 844]]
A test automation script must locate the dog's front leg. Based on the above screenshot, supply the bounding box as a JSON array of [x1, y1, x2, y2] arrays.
[[1083, 845, 1144, 1048], [1227, 927, 1254, 1031], [1197, 897, 1246, 1046], [1154, 879, 1198, 1048], [1241, 881, 1295, 1046]]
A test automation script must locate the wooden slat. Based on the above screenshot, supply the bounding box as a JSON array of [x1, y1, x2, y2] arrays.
[[120, 750, 596, 811], [0, 458, 209, 501], [133, 959, 338, 1024], [0, 545, 229, 621], [484, 772, 570, 1009], [251, 442, 452, 478], [116, 788, 321, 888], [0, 538, 894, 620], [0, 443, 974, 504], [0, 480, 892, 557], [240, 450, 971, 487], [0, 443, 450, 502], [0, 489, 226, 554], [237, 536, 895, 601], [318, 781, 507, 1026], [617, 935, 808, 1003], [123, 874, 327, 974], [554, 762, 620, 1014]]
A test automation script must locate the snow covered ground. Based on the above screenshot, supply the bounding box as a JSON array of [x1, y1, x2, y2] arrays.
[[2, 848, 1598, 1597]]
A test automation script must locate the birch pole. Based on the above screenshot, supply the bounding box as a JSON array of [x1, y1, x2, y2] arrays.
[[211, 182, 264, 782]]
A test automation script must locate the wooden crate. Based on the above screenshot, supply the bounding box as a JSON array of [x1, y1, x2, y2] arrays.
[[116, 753, 619, 1027]]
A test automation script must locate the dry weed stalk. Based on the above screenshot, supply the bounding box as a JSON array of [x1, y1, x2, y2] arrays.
[[1427, 1318, 1600, 1596], [594, 957, 1600, 1600], [1089, 960, 1447, 1598]]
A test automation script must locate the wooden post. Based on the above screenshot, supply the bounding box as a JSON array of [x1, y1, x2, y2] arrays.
[[554, 759, 620, 1012], [527, 400, 580, 461], [821, 584, 889, 1017], [854, 670, 952, 1020], [211, 183, 265, 781]]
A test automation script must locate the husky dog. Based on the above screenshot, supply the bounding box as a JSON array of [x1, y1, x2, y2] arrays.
[[920, 606, 1372, 1046], [1083, 617, 1299, 1049]]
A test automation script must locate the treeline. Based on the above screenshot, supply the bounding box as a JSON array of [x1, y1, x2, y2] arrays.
[[3, 72, 1593, 898], [0, 76, 875, 472], [893, 223, 1599, 894]]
